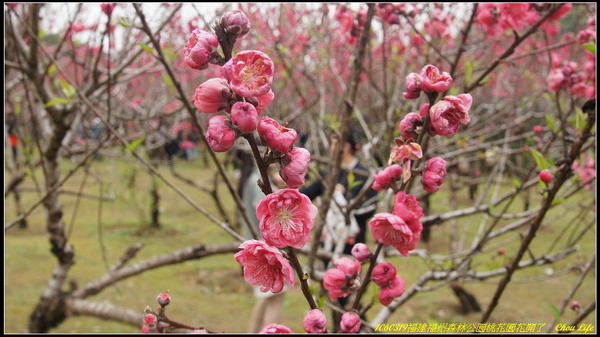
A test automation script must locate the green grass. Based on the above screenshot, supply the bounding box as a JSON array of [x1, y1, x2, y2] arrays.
[[4, 156, 596, 333]]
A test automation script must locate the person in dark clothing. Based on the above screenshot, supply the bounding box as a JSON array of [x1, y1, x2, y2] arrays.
[[300, 131, 377, 255]]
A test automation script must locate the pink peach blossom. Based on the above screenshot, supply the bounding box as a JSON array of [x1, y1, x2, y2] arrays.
[[323, 257, 361, 300], [221, 9, 251, 37], [399, 112, 423, 140], [234, 240, 295, 293], [371, 262, 397, 287], [256, 188, 317, 248], [221, 50, 274, 98], [101, 3, 116, 15], [260, 324, 293, 334], [183, 29, 220, 70], [193, 78, 232, 114], [419, 64, 453, 93], [372, 164, 403, 191], [379, 275, 405, 306], [429, 93, 472, 137], [403, 72, 423, 100], [369, 213, 419, 257], [280, 147, 311, 189], [351, 243, 370, 262], [389, 139, 423, 164], [303, 309, 327, 333], [205, 115, 237, 153], [257, 116, 298, 153], [422, 157, 447, 193], [230, 102, 259, 133], [340, 312, 362, 333]]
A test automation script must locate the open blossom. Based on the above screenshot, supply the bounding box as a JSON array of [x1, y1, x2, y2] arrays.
[[234, 240, 295, 293], [230, 102, 259, 133], [429, 93, 472, 137], [205, 115, 237, 152], [369, 191, 424, 257], [260, 324, 293, 334], [257, 116, 298, 153], [422, 157, 447, 193], [419, 65, 453, 93], [221, 50, 274, 98], [399, 113, 423, 140], [221, 9, 251, 37], [372, 262, 397, 287], [389, 139, 423, 164], [280, 148, 311, 189], [379, 275, 405, 306], [303, 309, 327, 333], [323, 257, 361, 300], [351, 243, 370, 262], [340, 312, 362, 333], [256, 188, 317, 248], [193, 78, 232, 114], [183, 29, 220, 70], [372, 164, 403, 191]]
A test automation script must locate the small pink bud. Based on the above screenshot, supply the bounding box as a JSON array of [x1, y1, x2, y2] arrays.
[[421, 157, 447, 193], [205, 115, 237, 152], [498, 248, 506, 255], [230, 102, 259, 133], [144, 313, 157, 325], [303, 309, 327, 333], [157, 292, 171, 307], [569, 300, 581, 312], [539, 170, 553, 184], [533, 125, 543, 135], [221, 9, 251, 37], [351, 243, 370, 262], [183, 29, 220, 70], [372, 164, 402, 191], [399, 113, 423, 140], [257, 116, 297, 153], [193, 78, 232, 114], [372, 262, 397, 287], [340, 311, 362, 333], [101, 3, 116, 15], [280, 147, 311, 189], [260, 323, 294, 334]]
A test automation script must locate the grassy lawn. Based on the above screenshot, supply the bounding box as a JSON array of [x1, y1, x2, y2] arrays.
[[4, 155, 596, 333]]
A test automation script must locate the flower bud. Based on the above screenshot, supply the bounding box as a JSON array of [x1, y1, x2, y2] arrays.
[[533, 125, 543, 135], [351, 243, 370, 262], [340, 311, 362, 333], [303, 309, 327, 333], [183, 29, 220, 70], [221, 9, 251, 37], [101, 3, 116, 15], [205, 115, 237, 152], [372, 262, 397, 287], [421, 157, 447, 193], [157, 292, 171, 307], [280, 147, 311, 189], [257, 116, 297, 154], [193, 78, 232, 114], [569, 300, 581, 312], [230, 102, 259, 133], [539, 170, 553, 184]]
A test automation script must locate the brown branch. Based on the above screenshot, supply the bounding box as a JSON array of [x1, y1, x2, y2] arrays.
[[66, 298, 143, 328], [72, 242, 240, 299], [480, 99, 595, 323], [465, 4, 566, 92], [308, 3, 376, 274]]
